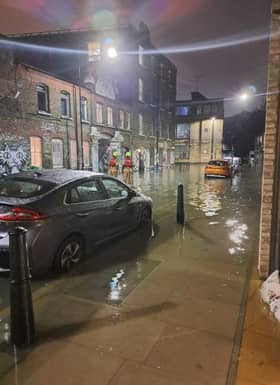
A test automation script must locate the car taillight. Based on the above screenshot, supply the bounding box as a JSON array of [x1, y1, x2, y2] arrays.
[[0, 207, 47, 222]]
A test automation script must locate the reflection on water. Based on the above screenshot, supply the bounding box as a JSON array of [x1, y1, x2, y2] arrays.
[[225, 218, 248, 256], [188, 179, 225, 217]]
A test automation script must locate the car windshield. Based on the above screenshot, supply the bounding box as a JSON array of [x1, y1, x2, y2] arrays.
[[0, 178, 56, 198], [208, 161, 227, 167]]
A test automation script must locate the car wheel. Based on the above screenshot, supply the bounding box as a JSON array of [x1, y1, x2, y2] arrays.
[[139, 207, 153, 238], [53, 235, 84, 273]]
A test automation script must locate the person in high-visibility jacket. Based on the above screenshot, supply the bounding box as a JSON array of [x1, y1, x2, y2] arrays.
[[108, 151, 119, 177], [122, 151, 133, 185]]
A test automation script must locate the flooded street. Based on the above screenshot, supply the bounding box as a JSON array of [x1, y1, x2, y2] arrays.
[[0, 165, 262, 385]]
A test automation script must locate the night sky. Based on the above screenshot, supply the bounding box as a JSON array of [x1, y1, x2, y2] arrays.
[[0, 0, 272, 116]]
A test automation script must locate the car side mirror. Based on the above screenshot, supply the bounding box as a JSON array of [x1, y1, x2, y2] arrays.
[[128, 190, 137, 199]]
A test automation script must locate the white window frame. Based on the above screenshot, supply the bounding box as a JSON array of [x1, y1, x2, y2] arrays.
[[126, 112, 131, 130], [30, 136, 42, 168], [139, 114, 144, 136], [107, 106, 113, 126], [119, 110, 125, 129], [52, 139, 63, 168], [80, 97, 88, 122], [138, 78, 144, 102], [96, 103, 103, 124], [60, 91, 71, 117], [138, 45, 144, 66]]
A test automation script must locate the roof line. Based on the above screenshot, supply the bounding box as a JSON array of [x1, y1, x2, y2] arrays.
[[6, 24, 134, 38]]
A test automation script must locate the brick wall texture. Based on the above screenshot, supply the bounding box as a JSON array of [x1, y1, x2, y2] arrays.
[[258, 0, 280, 278]]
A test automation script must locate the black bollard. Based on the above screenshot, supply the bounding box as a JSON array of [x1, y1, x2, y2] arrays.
[[176, 184, 185, 224], [9, 227, 35, 347]]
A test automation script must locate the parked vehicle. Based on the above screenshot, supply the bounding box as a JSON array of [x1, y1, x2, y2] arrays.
[[0, 170, 153, 276], [204, 160, 231, 178]]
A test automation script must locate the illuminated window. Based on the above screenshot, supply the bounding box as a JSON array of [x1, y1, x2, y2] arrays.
[[139, 114, 144, 135], [176, 106, 189, 116], [139, 45, 144, 66], [126, 112, 131, 130], [138, 78, 144, 102], [30, 137, 42, 168], [176, 123, 190, 139]]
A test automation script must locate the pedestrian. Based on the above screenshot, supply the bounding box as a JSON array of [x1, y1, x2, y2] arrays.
[[108, 151, 119, 177], [123, 151, 133, 185]]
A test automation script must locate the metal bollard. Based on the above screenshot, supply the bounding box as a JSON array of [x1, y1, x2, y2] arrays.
[[176, 184, 185, 224], [9, 227, 35, 347]]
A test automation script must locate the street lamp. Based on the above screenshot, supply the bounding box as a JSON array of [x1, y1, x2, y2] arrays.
[[107, 46, 118, 59], [240, 93, 249, 102], [211, 117, 216, 160]]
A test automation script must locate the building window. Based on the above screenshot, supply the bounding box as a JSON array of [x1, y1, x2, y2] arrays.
[[80, 97, 88, 121], [107, 106, 113, 126], [203, 104, 211, 114], [196, 105, 202, 115], [37, 84, 49, 113], [96, 103, 103, 124], [30, 136, 42, 168], [139, 45, 144, 66], [61, 91, 71, 117], [70, 140, 77, 169], [126, 112, 131, 130], [119, 110, 125, 129], [139, 114, 144, 135], [168, 70, 173, 87], [176, 123, 190, 139], [176, 106, 189, 116], [83, 141, 90, 167], [138, 78, 144, 102], [160, 63, 165, 80], [52, 139, 63, 168], [175, 145, 189, 160], [212, 104, 218, 114]]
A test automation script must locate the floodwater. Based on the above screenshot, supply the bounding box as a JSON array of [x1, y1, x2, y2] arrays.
[[0, 164, 261, 310], [0, 164, 262, 385]]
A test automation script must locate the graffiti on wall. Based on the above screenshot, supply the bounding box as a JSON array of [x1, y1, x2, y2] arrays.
[[0, 143, 28, 174]]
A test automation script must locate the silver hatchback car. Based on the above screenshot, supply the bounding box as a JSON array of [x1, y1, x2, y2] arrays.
[[0, 170, 152, 276]]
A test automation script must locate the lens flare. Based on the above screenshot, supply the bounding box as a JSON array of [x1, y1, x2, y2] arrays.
[[91, 10, 117, 29]]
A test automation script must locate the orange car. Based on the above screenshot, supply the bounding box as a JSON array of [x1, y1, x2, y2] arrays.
[[204, 160, 231, 178]]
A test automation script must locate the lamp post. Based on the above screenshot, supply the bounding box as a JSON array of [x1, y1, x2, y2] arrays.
[[211, 117, 216, 160], [86, 42, 118, 172]]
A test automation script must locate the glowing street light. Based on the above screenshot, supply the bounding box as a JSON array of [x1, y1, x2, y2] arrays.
[[240, 93, 249, 102], [107, 46, 118, 59]]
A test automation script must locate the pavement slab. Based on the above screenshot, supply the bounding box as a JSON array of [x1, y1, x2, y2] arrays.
[[146, 324, 232, 385]]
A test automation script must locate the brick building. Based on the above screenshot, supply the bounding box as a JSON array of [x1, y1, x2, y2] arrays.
[[258, 0, 280, 278], [0, 47, 136, 173], [175, 92, 224, 163], [2, 23, 177, 171]]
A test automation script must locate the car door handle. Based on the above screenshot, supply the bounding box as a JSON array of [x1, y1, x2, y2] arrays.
[[76, 212, 89, 217], [114, 207, 123, 211]]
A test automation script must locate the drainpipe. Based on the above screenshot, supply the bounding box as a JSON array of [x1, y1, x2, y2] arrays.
[[73, 85, 80, 169], [79, 86, 84, 170]]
